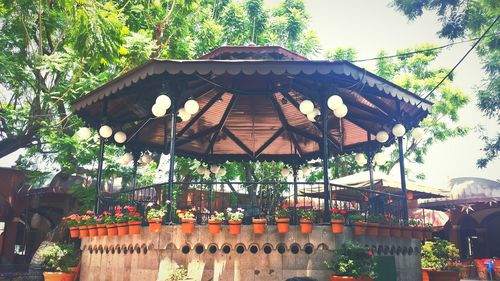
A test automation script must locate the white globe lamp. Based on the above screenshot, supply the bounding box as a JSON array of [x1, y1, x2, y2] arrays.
[[327, 95, 343, 110], [412, 127, 425, 141], [114, 131, 127, 144], [141, 153, 152, 164], [99, 125, 113, 138], [302, 166, 311, 176], [196, 166, 205, 175], [209, 164, 220, 174], [333, 104, 348, 118], [76, 127, 92, 140], [299, 100, 314, 114], [184, 99, 200, 115], [392, 123, 406, 137], [355, 153, 367, 166], [281, 167, 290, 177], [218, 167, 227, 177], [376, 131, 389, 143]]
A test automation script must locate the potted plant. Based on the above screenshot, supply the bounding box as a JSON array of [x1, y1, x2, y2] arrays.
[[86, 214, 97, 237], [103, 212, 117, 236], [63, 214, 80, 238], [147, 207, 165, 233], [298, 209, 316, 234], [40, 242, 80, 281], [366, 215, 382, 237], [208, 211, 225, 235], [114, 206, 129, 236], [226, 207, 244, 235], [421, 238, 460, 281], [377, 215, 391, 237], [410, 218, 423, 240], [349, 214, 366, 236], [78, 211, 94, 238], [125, 206, 142, 235], [177, 208, 196, 235], [400, 220, 412, 239], [252, 216, 267, 234], [275, 206, 290, 234], [95, 212, 108, 236], [330, 208, 346, 234], [387, 216, 401, 237], [324, 242, 376, 281]]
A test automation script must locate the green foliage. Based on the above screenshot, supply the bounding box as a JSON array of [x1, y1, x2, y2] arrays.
[[324, 242, 376, 278], [325, 47, 358, 61], [275, 208, 290, 219], [167, 266, 190, 281], [147, 207, 166, 220], [421, 238, 460, 271], [39, 242, 79, 273], [298, 209, 317, 220], [348, 214, 365, 223]]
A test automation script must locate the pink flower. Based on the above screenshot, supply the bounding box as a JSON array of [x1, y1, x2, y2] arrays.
[[367, 250, 374, 256]]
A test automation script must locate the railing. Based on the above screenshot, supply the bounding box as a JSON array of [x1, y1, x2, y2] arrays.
[[100, 181, 405, 224]]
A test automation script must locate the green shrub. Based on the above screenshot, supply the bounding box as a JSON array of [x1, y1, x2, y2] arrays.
[[324, 242, 376, 278], [421, 238, 460, 271], [39, 243, 79, 273]]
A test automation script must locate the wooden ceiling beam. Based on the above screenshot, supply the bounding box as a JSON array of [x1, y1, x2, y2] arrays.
[[222, 127, 254, 158], [177, 90, 223, 137], [205, 94, 238, 156], [254, 127, 285, 158]]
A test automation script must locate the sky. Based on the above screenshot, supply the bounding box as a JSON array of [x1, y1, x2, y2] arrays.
[[264, 0, 500, 186], [1, 0, 498, 188]]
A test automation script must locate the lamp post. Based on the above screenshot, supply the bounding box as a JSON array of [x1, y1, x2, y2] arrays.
[[398, 136, 409, 221], [95, 101, 108, 214], [320, 94, 330, 222]]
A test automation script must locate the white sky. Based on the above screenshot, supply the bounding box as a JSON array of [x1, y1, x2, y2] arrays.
[[265, 0, 500, 185], [1, 0, 499, 188]]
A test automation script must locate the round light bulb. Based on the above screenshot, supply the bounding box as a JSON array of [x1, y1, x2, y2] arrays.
[[184, 99, 200, 115], [218, 167, 226, 177], [196, 166, 205, 175], [392, 123, 406, 137], [299, 100, 314, 114], [355, 153, 367, 166], [376, 131, 389, 143], [333, 104, 348, 118], [152, 103, 166, 117], [209, 164, 220, 174], [374, 152, 388, 166], [307, 112, 317, 122], [411, 127, 425, 141], [141, 153, 152, 164], [114, 131, 127, 144], [76, 127, 92, 140], [312, 108, 320, 116], [156, 95, 171, 110], [121, 152, 133, 165], [327, 95, 343, 110], [281, 167, 290, 177], [178, 108, 191, 121], [99, 125, 113, 138], [302, 166, 311, 176]]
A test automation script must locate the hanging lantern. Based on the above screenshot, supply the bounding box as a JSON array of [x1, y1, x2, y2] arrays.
[[373, 152, 387, 166], [299, 100, 314, 114], [333, 104, 348, 118], [376, 131, 389, 143], [196, 166, 205, 175], [76, 127, 92, 141], [141, 153, 152, 164], [218, 167, 227, 177], [152, 103, 166, 117], [209, 164, 220, 174], [392, 123, 406, 137], [327, 95, 343, 110], [184, 99, 200, 115], [113, 131, 127, 144], [281, 167, 290, 177], [411, 127, 425, 141], [178, 108, 191, 121], [302, 166, 311, 176], [99, 125, 113, 138], [121, 152, 133, 165], [156, 95, 172, 110], [354, 153, 367, 166]]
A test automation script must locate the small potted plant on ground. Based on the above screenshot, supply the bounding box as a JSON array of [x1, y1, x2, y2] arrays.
[[421, 238, 460, 281], [366, 215, 383, 237], [330, 207, 346, 234], [177, 208, 196, 235], [95, 212, 108, 236], [298, 209, 316, 234], [63, 214, 80, 238], [114, 206, 129, 236], [125, 206, 142, 235], [349, 214, 366, 236], [208, 211, 225, 235], [226, 208, 244, 235], [40, 242, 80, 281], [147, 206, 165, 233], [275, 205, 290, 234], [324, 242, 376, 281], [103, 211, 117, 236]]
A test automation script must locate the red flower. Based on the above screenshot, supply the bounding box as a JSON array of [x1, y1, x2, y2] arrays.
[[340, 209, 347, 215], [333, 207, 339, 214], [135, 213, 141, 217], [368, 250, 374, 256], [128, 206, 136, 214], [282, 203, 287, 210]]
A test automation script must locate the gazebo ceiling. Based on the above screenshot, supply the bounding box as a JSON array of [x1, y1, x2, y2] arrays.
[[72, 46, 432, 164]]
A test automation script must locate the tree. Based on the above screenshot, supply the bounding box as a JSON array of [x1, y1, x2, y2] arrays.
[[391, 0, 500, 168]]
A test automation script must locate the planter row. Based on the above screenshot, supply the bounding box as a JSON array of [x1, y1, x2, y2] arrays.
[[70, 219, 432, 239]]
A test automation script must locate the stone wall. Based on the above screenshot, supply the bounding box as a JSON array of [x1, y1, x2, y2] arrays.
[[80, 225, 422, 281]]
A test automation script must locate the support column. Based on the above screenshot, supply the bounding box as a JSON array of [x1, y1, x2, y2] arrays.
[[320, 95, 330, 221], [292, 165, 299, 225], [131, 151, 139, 202], [397, 136, 409, 221], [95, 101, 108, 214], [367, 152, 375, 213], [166, 102, 177, 223]]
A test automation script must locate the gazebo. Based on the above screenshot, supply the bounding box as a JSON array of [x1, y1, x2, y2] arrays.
[[72, 45, 432, 221]]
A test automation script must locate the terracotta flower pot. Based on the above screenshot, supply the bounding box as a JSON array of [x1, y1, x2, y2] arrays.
[[228, 220, 242, 235], [106, 224, 118, 236], [353, 222, 367, 236], [276, 218, 290, 234], [208, 220, 222, 235], [97, 224, 107, 236], [128, 221, 141, 235], [116, 223, 129, 236], [331, 219, 345, 234], [412, 227, 424, 240], [366, 223, 379, 237], [148, 219, 162, 233], [378, 225, 390, 237], [421, 269, 459, 281], [390, 225, 401, 237], [43, 272, 75, 281], [299, 219, 313, 234], [181, 218, 196, 234], [252, 218, 266, 234], [78, 225, 89, 238], [69, 227, 79, 238], [88, 225, 98, 237], [401, 227, 412, 239], [330, 275, 373, 281]]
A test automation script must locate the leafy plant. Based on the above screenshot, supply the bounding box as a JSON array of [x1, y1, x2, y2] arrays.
[[275, 203, 290, 219], [209, 211, 225, 222], [147, 207, 166, 220], [39, 243, 79, 273], [367, 215, 384, 223], [63, 214, 80, 227], [226, 208, 245, 222], [421, 238, 460, 271], [102, 212, 115, 225], [166, 266, 191, 281], [176, 209, 196, 220], [298, 209, 317, 221], [348, 214, 365, 223], [409, 218, 421, 227], [324, 242, 376, 278]]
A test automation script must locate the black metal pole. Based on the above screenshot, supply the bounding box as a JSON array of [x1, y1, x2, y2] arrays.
[[167, 102, 177, 223], [292, 165, 299, 225], [367, 132, 375, 214], [95, 101, 107, 214], [131, 151, 139, 202], [208, 176, 213, 215], [320, 95, 330, 222], [398, 136, 409, 221]]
